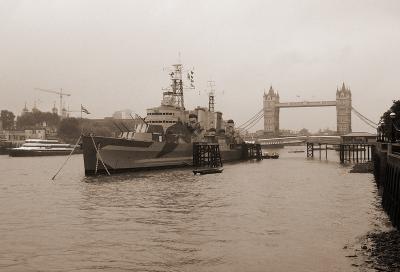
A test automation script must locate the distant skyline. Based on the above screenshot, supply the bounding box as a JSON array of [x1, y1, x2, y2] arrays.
[[1, 0, 399, 132]]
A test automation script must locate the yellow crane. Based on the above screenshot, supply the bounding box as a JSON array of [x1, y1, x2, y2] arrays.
[[35, 88, 71, 117]]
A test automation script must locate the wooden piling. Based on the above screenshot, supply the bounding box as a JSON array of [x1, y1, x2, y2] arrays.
[[339, 143, 374, 164]]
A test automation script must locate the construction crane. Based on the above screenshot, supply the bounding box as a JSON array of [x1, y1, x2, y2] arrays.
[[35, 88, 71, 117]]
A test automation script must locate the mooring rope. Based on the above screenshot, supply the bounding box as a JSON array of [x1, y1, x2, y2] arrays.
[[90, 135, 111, 176], [51, 135, 82, 181]]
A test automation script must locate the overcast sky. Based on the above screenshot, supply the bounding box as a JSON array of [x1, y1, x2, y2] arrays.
[[0, 0, 399, 132]]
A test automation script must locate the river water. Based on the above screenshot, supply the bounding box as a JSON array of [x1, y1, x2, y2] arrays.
[[0, 147, 387, 271]]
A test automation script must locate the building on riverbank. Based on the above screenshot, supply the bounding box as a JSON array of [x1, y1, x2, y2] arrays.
[[341, 132, 376, 144]]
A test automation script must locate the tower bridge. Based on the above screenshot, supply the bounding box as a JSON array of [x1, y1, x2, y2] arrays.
[[263, 83, 352, 137]]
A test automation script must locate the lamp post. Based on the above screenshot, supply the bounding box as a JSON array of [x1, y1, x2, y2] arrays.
[[377, 120, 383, 142], [390, 112, 396, 143]]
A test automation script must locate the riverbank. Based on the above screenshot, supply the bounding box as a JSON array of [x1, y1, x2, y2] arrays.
[[362, 229, 400, 271], [350, 162, 374, 173]]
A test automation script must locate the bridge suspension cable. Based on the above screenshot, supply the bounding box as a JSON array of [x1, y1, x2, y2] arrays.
[[237, 109, 263, 129], [351, 107, 377, 129], [239, 112, 264, 131]]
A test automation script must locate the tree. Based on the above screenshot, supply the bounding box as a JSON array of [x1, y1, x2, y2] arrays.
[[81, 119, 114, 137], [380, 100, 400, 141], [16, 111, 60, 129], [58, 118, 81, 143], [390, 100, 400, 115], [1, 110, 15, 130], [298, 128, 310, 136]]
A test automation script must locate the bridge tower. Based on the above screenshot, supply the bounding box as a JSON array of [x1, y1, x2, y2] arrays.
[[263, 86, 280, 137], [336, 83, 352, 135]]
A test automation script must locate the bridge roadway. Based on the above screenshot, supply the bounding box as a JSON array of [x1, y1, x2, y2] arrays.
[[277, 101, 337, 108], [257, 136, 341, 146]]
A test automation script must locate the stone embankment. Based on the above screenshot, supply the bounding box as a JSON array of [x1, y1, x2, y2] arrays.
[[356, 142, 400, 271]]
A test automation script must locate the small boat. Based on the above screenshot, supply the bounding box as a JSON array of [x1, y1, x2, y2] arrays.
[[262, 152, 271, 159], [193, 167, 224, 175], [288, 150, 304, 153], [9, 139, 79, 157], [262, 151, 279, 159], [270, 152, 279, 159]]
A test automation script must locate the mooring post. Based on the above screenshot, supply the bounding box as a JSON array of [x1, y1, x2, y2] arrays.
[[348, 145, 350, 162], [325, 144, 328, 160], [319, 143, 321, 160], [340, 145, 344, 164], [356, 144, 359, 163], [363, 144, 366, 162], [367, 145, 370, 161], [306, 142, 314, 158], [351, 145, 354, 162], [342, 145, 345, 163]]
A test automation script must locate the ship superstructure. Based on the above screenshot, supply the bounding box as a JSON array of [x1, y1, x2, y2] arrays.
[[145, 64, 191, 131]]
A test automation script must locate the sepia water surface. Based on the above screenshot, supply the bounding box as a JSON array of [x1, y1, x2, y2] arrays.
[[0, 147, 385, 271]]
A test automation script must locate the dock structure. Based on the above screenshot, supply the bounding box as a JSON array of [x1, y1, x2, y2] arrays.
[[193, 143, 223, 175], [242, 143, 263, 160], [339, 144, 374, 164], [305, 135, 375, 163], [306, 136, 340, 160]]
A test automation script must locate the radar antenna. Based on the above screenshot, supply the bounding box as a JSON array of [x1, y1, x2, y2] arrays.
[[162, 63, 195, 109], [207, 80, 216, 112]]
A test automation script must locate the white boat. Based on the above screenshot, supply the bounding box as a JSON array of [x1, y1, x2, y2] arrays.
[[9, 139, 78, 157]]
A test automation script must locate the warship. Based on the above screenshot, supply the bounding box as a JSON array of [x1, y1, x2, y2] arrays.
[[82, 63, 244, 175]]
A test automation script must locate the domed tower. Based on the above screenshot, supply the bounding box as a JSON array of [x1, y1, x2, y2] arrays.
[[22, 102, 29, 115], [51, 101, 58, 115], [263, 86, 280, 137], [32, 100, 39, 113], [336, 82, 352, 135]]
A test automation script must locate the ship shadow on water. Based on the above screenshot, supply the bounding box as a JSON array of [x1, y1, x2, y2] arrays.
[[80, 167, 198, 184], [80, 160, 248, 184]]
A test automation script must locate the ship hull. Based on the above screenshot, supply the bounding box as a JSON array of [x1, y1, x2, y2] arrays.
[[82, 135, 243, 175]]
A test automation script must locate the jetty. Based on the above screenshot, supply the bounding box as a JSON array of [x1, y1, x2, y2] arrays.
[[193, 143, 223, 175]]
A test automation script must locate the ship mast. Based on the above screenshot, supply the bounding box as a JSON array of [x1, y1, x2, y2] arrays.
[[207, 80, 216, 112], [172, 64, 184, 109], [162, 63, 194, 110]]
